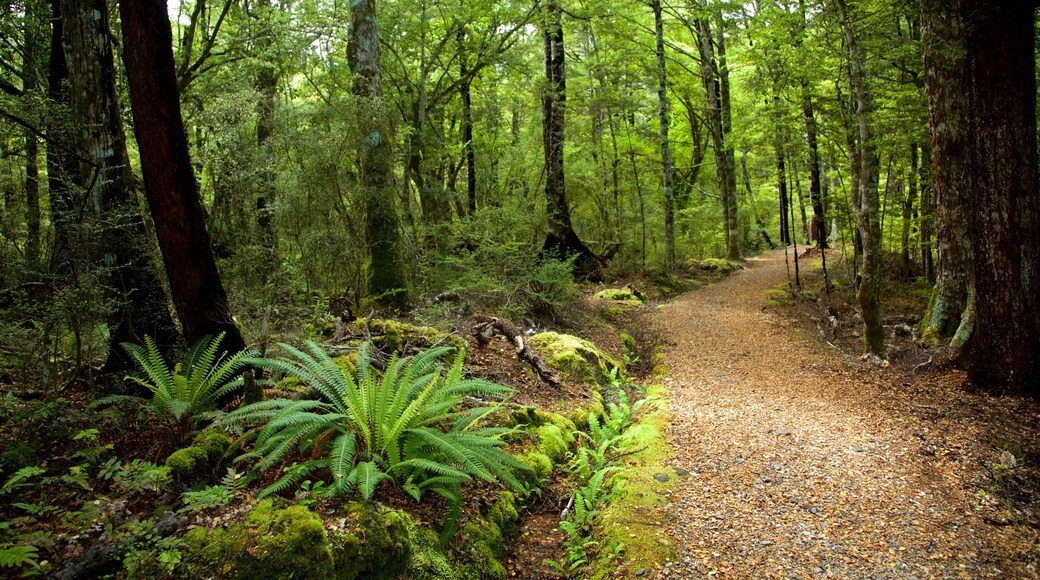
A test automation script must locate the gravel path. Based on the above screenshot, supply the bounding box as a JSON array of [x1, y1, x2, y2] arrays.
[[655, 250, 1008, 578]]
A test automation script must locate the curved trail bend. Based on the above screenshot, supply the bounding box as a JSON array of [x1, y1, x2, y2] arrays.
[[655, 250, 1007, 578]]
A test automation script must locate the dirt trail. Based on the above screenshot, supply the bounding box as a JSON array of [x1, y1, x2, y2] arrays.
[[654, 250, 1011, 578]]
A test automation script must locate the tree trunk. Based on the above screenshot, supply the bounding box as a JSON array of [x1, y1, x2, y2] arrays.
[[694, 17, 739, 260], [792, 159, 809, 244], [459, 27, 476, 217], [541, 0, 598, 277], [803, 90, 826, 248], [900, 143, 918, 277], [921, 0, 973, 346], [254, 0, 279, 285], [63, 0, 179, 370], [919, 143, 935, 282], [46, 0, 77, 276], [959, 0, 1040, 394], [22, 8, 41, 271], [837, 0, 884, 358], [118, 0, 245, 353], [716, 20, 740, 260], [776, 147, 789, 245], [652, 0, 675, 265], [347, 0, 409, 304]]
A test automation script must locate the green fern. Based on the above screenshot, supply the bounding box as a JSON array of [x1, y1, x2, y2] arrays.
[[115, 333, 255, 441], [221, 341, 528, 525], [0, 544, 39, 569]]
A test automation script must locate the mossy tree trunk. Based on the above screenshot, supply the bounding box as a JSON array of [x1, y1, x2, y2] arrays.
[[349, 0, 409, 305], [959, 0, 1040, 394], [920, 0, 973, 347], [651, 0, 675, 265], [541, 0, 599, 277], [62, 0, 179, 370], [837, 0, 884, 358]]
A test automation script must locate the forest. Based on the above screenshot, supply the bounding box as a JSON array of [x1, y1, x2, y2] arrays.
[[0, 0, 1038, 577]]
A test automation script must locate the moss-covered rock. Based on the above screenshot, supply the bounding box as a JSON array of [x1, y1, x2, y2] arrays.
[[457, 518, 507, 580], [329, 502, 411, 579], [535, 424, 570, 463], [351, 319, 464, 354], [695, 257, 741, 275], [519, 451, 553, 484], [182, 499, 333, 579], [594, 285, 645, 304], [164, 430, 230, 479], [487, 491, 519, 537], [406, 524, 458, 580], [527, 332, 622, 387]]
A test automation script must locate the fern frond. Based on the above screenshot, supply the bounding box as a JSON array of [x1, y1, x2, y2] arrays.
[[355, 461, 391, 500]]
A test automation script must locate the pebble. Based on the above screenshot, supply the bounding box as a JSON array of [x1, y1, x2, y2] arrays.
[[654, 473, 671, 483]]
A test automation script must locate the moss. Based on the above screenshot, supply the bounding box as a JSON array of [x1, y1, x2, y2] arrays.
[[351, 319, 464, 354], [182, 499, 334, 579], [527, 332, 622, 387], [487, 491, 519, 537], [329, 502, 411, 579], [274, 375, 307, 393], [164, 430, 230, 478], [406, 524, 458, 580], [535, 424, 570, 463], [519, 450, 553, 484], [646, 268, 682, 292], [696, 258, 740, 274], [457, 518, 506, 580], [594, 285, 645, 304], [165, 447, 208, 478], [619, 332, 637, 358], [595, 384, 677, 577]]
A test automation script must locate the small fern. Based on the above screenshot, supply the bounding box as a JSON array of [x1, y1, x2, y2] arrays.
[[0, 544, 39, 569], [221, 341, 528, 531], [104, 333, 255, 441]]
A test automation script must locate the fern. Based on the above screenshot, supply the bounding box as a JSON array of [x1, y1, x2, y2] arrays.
[[221, 341, 528, 532], [113, 333, 255, 441], [0, 544, 39, 569]]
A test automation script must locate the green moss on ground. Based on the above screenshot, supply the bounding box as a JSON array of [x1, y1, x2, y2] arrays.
[[182, 499, 334, 579], [595, 384, 678, 578], [594, 285, 645, 304], [527, 332, 622, 387], [330, 502, 411, 579], [351, 319, 464, 353], [164, 430, 230, 479]]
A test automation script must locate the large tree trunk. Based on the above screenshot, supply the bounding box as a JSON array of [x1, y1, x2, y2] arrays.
[[348, 0, 409, 304], [918, 143, 935, 283], [62, 0, 179, 370], [959, 0, 1040, 394], [920, 0, 973, 347], [695, 17, 740, 260], [22, 7, 41, 271], [837, 0, 884, 358], [118, 0, 245, 354], [46, 0, 78, 276], [541, 0, 599, 277], [652, 0, 675, 265]]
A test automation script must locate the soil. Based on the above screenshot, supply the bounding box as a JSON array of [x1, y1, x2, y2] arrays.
[[653, 249, 1040, 578]]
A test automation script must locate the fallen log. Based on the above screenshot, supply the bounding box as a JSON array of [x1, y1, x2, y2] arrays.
[[472, 314, 560, 387]]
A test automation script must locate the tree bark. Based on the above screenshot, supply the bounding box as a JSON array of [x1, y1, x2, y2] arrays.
[[348, 0, 409, 304], [959, 0, 1040, 394], [716, 20, 740, 260], [459, 27, 476, 217], [118, 0, 245, 353], [900, 144, 918, 277], [22, 6, 41, 271], [802, 89, 826, 248], [837, 0, 884, 357], [63, 0, 179, 370], [46, 0, 77, 276], [254, 0, 279, 284], [920, 0, 973, 347], [652, 0, 675, 265], [541, 0, 599, 277]]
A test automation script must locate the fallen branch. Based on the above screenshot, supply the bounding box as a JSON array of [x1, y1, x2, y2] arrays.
[[472, 314, 560, 387]]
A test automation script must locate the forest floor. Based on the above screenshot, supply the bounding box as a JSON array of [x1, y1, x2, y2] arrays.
[[652, 249, 1040, 578]]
